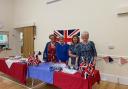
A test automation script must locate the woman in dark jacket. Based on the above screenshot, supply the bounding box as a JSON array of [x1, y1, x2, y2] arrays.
[[69, 35, 80, 66], [43, 34, 58, 62]]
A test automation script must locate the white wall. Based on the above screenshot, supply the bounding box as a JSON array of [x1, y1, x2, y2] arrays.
[[0, 0, 18, 57], [13, 0, 128, 79], [13, 0, 128, 56]]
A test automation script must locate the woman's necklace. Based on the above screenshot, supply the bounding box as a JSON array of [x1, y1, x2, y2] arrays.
[[51, 42, 55, 48], [82, 41, 88, 45]]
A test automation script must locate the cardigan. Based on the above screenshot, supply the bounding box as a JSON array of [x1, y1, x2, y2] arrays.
[[56, 43, 69, 62]]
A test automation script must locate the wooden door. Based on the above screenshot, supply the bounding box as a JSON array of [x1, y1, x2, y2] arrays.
[[22, 26, 34, 57]]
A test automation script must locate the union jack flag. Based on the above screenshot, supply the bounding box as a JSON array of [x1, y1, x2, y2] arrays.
[[54, 29, 80, 44]]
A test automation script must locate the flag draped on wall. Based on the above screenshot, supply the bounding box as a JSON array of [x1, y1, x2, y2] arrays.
[[54, 29, 80, 44]]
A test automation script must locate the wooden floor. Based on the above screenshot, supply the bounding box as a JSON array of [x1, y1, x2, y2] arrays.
[[93, 81, 128, 89], [0, 73, 128, 89]]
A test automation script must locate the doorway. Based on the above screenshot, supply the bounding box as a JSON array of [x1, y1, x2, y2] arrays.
[[15, 26, 36, 57]]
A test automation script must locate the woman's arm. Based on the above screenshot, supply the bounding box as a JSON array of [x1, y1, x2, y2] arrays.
[[91, 41, 97, 57], [66, 44, 70, 61], [90, 41, 97, 65], [56, 44, 60, 62], [68, 50, 77, 58]]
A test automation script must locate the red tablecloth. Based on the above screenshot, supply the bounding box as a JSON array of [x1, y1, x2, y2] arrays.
[[0, 58, 27, 84], [54, 70, 100, 89]]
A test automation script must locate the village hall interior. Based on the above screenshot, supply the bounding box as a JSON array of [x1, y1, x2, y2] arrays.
[[0, 0, 128, 89]]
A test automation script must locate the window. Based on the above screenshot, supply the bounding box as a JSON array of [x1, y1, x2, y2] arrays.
[[0, 34, 8, 44], [0, 31, 9, 49]]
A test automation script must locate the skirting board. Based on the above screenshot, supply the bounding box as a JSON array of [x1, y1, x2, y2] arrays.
[[101, 73, 128, 85]]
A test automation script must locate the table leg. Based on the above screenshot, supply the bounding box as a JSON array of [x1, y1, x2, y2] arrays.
[[31, 78, 34, 88]]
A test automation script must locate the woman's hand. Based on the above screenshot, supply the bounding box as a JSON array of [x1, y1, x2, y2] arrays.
[[93, 57, 97, 65], [59, 60, 61, 63], [69, 50, 77, 58]]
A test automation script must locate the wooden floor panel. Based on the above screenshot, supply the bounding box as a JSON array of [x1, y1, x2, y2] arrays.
[[0, 72, 128, 89]]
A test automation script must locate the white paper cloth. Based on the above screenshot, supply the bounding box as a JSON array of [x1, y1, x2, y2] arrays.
[[62, 68, 77, 74], [5, 59, 21, 68]]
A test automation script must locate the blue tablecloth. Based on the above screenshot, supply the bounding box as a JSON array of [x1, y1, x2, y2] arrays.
[[27, 62, 54, 84]]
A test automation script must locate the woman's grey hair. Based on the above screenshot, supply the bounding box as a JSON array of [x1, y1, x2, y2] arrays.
[[81, 31, 89, 36]]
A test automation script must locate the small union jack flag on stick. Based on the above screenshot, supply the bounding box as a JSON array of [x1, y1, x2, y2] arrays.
[[28, 52, 41, 66], [79, 57, 95, 79]]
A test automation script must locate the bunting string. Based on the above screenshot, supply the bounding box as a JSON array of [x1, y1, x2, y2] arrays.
[[97, 56, 128, 65]]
